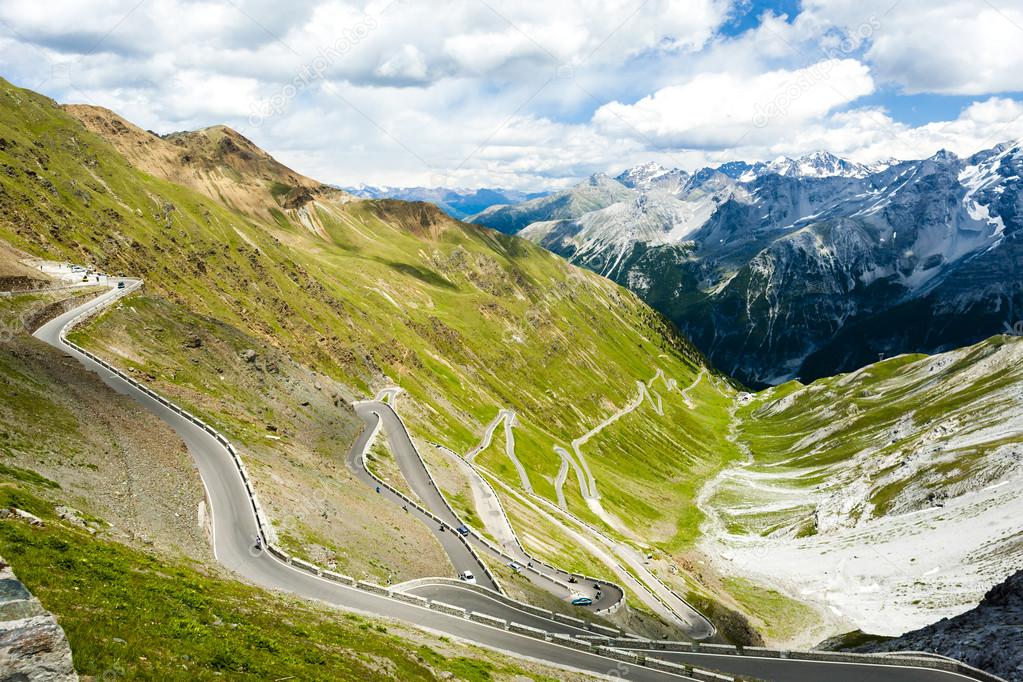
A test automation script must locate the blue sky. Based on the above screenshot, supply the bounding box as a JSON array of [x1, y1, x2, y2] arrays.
[[721, 0, 802, 36], [1, 0, 1022, 189]]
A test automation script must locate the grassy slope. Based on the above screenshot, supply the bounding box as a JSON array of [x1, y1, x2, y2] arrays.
[[60, 292, 453, 584], [687, 336, 1023, 646], [581, 372, 738, 550], [1, 286, 450, 585], [0, 289, 211, 560], [721, 335, 1023, 536], [3, 78, 783, 645], [0, 76, 730, 553], [0, 475, 593, 682]]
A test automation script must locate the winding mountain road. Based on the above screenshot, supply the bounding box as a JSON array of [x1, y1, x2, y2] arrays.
[[430, 439, 623, 611], [469, 370, 718, 639], [350, 401, 624, 611], [31, 280, 695, 681], [22, 276, 998, 682], [467, 409, 534, 493], [345, 405, 497, 591]]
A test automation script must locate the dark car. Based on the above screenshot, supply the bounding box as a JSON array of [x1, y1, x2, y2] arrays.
[[455, 525, 470, 536], [117, 281, 126, 289]]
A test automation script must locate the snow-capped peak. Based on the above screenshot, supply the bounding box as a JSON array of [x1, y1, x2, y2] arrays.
[[615, 162, 689, 191], [765, 150, 872, 178], [864, 157, 899, 174], [928, 149, 960, 164]]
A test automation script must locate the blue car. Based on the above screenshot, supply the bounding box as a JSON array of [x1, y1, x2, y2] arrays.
[[571, 595, 593, 606], [456, 525, 470, 536]]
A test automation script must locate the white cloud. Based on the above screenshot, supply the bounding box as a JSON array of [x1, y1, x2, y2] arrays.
[[0, 0, 1021, 190], [374, 44, 429, 83], [801, 0, 1023, 95], [592, 59, 875, 148], [685, 97, 1023, 168]]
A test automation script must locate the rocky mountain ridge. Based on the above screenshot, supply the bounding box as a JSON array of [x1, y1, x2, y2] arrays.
[[62, 105, 354, 227], [475, 145, 1023, 386]]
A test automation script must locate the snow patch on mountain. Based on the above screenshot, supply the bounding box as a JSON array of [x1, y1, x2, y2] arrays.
[[958, 143, 1019, 241], [765, 151, 873, 179], [700, 338, 1023, 644], [521, 190, 726, 277], [616, 162, 690, 193]]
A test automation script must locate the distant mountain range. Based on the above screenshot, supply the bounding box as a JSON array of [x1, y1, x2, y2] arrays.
[[343, 185, 549, 220], [470, 147, 1023, 387]]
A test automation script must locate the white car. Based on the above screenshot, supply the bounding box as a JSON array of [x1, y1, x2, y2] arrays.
[[458, 571, 476, 585]]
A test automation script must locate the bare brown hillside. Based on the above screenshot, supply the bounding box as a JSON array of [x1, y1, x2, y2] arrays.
[[62, 104, 353, 225]]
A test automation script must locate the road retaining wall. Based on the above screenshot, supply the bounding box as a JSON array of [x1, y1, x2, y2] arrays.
[[468, 611, 508, 629]]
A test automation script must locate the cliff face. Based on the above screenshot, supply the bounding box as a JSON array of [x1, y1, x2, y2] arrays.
[[499, 146, 1023, 387], [849, 569, 1023, 681], [0, 548, 77, 681]]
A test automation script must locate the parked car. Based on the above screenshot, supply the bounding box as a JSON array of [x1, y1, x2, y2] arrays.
[[458, 571, 476, 585], [570, 595, 593, 606], [455, 525, 470, 536]]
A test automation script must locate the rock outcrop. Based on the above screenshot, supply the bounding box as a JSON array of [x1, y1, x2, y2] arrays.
[[848, 570, 1023, 681], [0, 552, 77, 681]]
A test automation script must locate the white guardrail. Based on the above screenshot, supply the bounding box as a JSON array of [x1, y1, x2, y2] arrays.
[[52, 282, 762, 680], [351, 403, 505, 596], [392, 576, 624, 638], [490, 459, 717, 637], [48, 280, 1004, 682], [425, 438, 630, 618]]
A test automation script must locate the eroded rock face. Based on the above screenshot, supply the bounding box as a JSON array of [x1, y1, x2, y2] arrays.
[[849, 570, 1023, 681], [0, 552, 77, 681]]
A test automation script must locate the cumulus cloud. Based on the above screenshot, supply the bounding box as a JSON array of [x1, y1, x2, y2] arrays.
[[0, 0, 1020, 189], [592, 59, 875, 148], [801, 0, 1023, 95], [675, 97, 1023, 170]]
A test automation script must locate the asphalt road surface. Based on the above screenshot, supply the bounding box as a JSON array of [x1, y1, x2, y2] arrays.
[[31, 283, 696, 681], [345, 407, 498, 591], [29, 282, 991, 682], [352, 401, 625, 611], [622, 649, 983, 682]]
